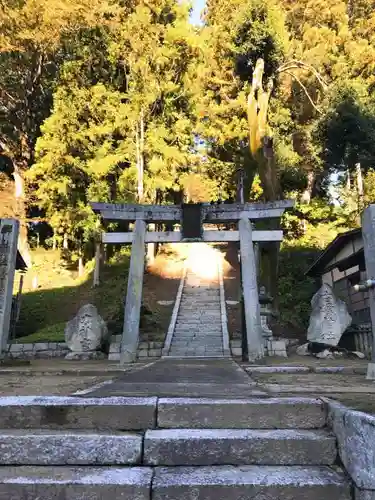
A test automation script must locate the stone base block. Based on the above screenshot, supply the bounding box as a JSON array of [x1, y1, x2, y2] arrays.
[[356, 487, 375, 500], [108, 352, 120, 361], [65, 351, 106, 360], [267, 339, 288, 357]]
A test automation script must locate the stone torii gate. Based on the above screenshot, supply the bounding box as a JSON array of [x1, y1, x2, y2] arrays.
[[91, 200, 294, 364]]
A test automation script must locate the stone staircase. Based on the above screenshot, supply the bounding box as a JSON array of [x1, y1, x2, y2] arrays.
[[0, 395, 351, 498], [167, 268, 225, 357]]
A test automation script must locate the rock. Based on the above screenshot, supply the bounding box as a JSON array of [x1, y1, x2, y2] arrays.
[[351, 351, 366, 359], [315, 349, 334, 359], [65, 304, 109, 354], [307, 284, 352, 347], [296, 343, 310, 356]]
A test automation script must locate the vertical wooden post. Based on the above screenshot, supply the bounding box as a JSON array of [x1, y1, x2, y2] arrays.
[[93, 243, 101, 287], [239, 215, 264, 361], [120, 219, 146, 364]]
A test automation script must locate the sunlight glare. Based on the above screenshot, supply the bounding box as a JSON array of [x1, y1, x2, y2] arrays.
[[186, 243, 221, 280]]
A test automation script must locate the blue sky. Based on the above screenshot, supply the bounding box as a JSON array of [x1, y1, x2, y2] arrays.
[[189, 0, 206, 25]]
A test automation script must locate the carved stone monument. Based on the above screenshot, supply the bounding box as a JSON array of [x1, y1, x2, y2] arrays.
[[65, 304, 109, 360], [307, 283, 352, 346], [0, 219, 19, 354]]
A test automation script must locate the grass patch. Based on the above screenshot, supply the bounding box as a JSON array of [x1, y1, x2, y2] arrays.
[[16, 323, 66, 343], [16, 248, 131, 340]]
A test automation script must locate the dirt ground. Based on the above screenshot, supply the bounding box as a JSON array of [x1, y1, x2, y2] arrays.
[[0, 375, 114, 396], [141, 245, 185, 342]]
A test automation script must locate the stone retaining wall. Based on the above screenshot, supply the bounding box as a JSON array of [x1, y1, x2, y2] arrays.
[[325, 398, 375, 499], [6, 342, 69, 359], [6, 337, 292, 360], [230, 339, 288, 357], [109, 340, 163, 361]]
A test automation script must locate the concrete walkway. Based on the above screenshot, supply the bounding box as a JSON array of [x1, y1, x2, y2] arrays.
[[82, 358, 266, 398]]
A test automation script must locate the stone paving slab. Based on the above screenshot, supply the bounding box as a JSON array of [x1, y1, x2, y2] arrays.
[[144, 428, 336, 466], [82, 359, 267, 398], [0, 466, 152, 499], [152, 465, 351, 500]]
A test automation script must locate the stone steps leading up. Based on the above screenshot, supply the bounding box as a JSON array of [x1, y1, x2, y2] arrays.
[[165, 265, 224, 357], [0, 395, 352, 499]]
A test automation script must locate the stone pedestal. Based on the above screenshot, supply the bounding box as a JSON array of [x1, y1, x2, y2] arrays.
[[259, 286, 273, 342]]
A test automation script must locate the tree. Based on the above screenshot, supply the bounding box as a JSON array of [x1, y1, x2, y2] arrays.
[[0, 0, 115, 263], [28, 0, 198, 267]]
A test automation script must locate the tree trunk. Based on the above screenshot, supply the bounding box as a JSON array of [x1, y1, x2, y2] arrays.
[[136, 111, 144, 203], [63, 233, 68, 249], [356, 162, 364, 209], [300, 170, 316, 204], [78, 255, 84, 278], [12, 165, 32, 268]]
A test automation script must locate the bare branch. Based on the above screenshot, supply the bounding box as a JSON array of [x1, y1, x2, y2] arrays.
[[283, 70, 323, 114], [277, 59, 328, 89]]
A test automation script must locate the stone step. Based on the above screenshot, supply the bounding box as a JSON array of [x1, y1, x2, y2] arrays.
[[0, 430, 142, 465], [152, 465, 351, 500], [157, 397, 326, 429], [0, 466, 152, 498], [144, 429, 336, 466], [0, 396, 156, 430]]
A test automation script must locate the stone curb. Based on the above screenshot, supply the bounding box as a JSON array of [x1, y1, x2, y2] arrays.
[[246, 366, 367, 374], [217, 258, 230, 356], [162, 263, 187, 356]]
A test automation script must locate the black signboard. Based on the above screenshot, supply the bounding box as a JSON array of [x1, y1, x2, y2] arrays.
[[181, 203, 203, 240]]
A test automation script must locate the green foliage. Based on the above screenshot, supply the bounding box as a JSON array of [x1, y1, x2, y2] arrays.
[[316, 82, 375, 175], [278, 247, 319, 334], [16, 324, 66, 344]]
